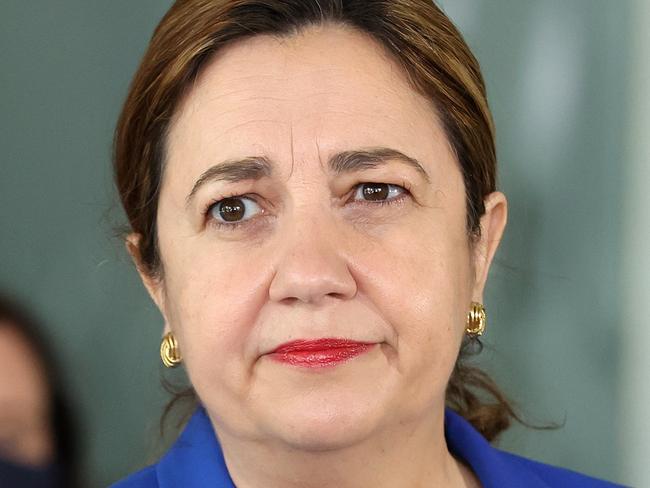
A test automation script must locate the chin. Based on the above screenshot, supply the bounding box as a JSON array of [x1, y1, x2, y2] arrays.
[[258, 393, 389, 452]]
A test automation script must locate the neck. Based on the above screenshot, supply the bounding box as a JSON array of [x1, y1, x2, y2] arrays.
[[212, 408, 478, 488]]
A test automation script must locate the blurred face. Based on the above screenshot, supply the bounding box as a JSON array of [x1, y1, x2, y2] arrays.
[[138, 24, 506, 450], [0, 324, 53, 466]]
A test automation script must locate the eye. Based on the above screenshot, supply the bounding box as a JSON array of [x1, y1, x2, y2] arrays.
[[351, 182, 408, 205], [204, 183, 410, 231], [207, 195, 263, 229]]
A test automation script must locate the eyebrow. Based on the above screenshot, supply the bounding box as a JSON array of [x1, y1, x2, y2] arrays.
[[185, 146, 430, 206]]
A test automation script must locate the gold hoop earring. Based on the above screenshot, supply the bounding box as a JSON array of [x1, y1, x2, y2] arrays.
[[160, 332, 182, 368], [466, 302, 486, 337]]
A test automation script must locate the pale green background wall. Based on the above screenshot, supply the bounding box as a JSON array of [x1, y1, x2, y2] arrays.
[[0, 1, 634, 486], [437, 1, 630, 485]]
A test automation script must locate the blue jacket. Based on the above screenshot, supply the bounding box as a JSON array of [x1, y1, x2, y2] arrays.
[[111, 407, 625, 487]]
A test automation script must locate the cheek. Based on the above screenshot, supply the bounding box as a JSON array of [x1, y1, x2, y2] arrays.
[[361, 215, 472, 377], [161, 241, 268, 383]]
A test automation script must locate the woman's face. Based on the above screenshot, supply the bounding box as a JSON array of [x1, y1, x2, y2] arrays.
[[0, 324, 53, 466], [139, 24, 506, 449]]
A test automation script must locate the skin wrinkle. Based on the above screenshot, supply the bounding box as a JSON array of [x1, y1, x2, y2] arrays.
[[186, 147, 431, 212], [135, 24, 504, 488], [203, 98, 292, 120]]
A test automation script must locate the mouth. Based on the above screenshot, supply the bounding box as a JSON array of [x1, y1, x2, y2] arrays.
[[267, 338, 377, 368]]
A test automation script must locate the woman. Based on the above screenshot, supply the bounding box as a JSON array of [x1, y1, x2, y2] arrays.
[[111, 1, 623, 486], [0, 294, 79, 488]]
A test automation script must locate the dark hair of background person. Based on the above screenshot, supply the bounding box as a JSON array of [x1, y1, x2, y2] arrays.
[[114, 0, 524, 442], [0, 293, 80, 488]]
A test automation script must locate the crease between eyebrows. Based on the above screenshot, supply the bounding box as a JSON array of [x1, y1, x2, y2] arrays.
[[185, 146, 430, 207]]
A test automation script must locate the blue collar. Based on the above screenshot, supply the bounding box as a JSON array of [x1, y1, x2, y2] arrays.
[[157, 407, 235, 487], [154, 406, 582, 488], [443, 409, 549, 488]]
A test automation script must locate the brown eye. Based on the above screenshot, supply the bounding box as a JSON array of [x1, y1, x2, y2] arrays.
[[353, 183, 406, 203], [209, 196, 262, 225]]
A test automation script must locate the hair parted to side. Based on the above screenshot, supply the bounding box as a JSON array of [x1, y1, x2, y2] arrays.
[[114, 0, 519, 442]]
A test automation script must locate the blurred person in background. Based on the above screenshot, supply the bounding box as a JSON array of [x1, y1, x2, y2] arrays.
[[0, 294, 78, 488]]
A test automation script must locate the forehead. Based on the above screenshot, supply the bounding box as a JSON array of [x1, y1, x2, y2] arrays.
[[166, 23, 450, 177]]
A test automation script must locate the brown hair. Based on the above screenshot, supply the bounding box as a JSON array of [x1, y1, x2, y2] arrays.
[[114, 0, 519, 442]]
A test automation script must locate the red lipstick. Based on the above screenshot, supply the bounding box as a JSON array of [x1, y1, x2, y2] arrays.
[[268, 338, 376, 368]]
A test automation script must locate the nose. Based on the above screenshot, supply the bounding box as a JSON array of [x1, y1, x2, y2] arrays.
[[268, 211, 357, 305]]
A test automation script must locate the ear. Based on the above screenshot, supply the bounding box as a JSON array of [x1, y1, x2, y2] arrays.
[[471, 191, 508, 301], [125, 233, 166, 316]]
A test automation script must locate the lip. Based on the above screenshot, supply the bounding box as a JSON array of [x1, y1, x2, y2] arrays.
[[267, 338, 377, 368]]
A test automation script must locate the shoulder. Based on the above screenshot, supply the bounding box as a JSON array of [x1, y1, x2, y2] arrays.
[[109, 465, 158, 488], [495, 449, 626, 487], [109, 407, 236, 487], [444, 408, 626, 487]]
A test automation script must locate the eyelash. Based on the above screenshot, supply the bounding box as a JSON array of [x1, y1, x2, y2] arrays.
[[203, 182, 412, 231]]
